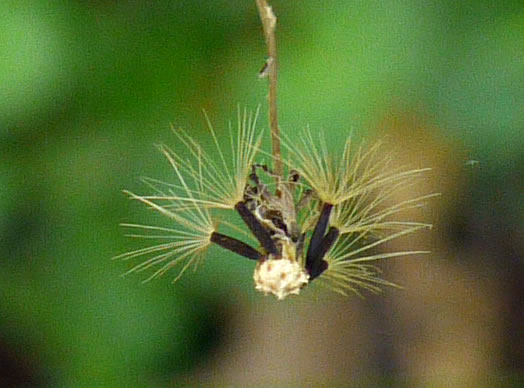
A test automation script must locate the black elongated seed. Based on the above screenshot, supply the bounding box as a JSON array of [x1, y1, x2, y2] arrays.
[[210, 232, 262, 261], [315, 226, 339, 262], [308, 260, 328, 281], [308, 226, 339, 281], [306, 203, 333, 270], [235, 202, 278, 255]]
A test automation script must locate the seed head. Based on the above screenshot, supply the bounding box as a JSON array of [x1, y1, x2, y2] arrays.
[[116, 110, 435, 300]]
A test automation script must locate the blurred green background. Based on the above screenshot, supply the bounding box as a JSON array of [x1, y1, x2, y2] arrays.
[[1, 0, 523, 386]]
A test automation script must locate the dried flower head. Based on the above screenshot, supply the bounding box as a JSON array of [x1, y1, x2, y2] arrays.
[[116, 0, 436, 300], [115, 108, 435, 299]]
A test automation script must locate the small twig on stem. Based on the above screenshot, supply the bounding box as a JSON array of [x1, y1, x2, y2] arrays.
[[256, 0, 283, 183]]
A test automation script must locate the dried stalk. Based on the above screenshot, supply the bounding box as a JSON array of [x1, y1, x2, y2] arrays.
[[255, 0, 283, 182]]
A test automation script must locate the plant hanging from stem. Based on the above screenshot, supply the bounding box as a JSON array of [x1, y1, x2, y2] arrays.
[[115, 1, 436, 300]]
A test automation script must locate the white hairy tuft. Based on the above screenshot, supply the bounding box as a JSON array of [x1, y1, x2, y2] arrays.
[[253, 258, 309, 300]]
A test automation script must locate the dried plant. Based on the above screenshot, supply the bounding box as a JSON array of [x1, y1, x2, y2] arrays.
[[115, 1, 436, 300]]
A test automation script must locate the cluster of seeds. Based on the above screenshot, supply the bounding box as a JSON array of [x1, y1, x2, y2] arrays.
[[116, 109, 434, 299]]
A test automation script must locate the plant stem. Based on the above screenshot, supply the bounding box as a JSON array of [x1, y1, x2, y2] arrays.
[[255, 0, 283, 183]]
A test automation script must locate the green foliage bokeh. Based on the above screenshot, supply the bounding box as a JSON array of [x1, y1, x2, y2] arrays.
[[1, 0, 522, 385]]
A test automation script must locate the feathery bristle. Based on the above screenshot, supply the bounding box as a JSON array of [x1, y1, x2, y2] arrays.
[[316, 261, 401, 297], [135, 107, 263, 211], [114, 131, 219, 282], [329, 166, 437, 236], [113, 195, 216, 282], [115, 108, 266, 283], [318, 224, 430, 295], [279, 128, 435, 295], [282, 128, 384, 205]]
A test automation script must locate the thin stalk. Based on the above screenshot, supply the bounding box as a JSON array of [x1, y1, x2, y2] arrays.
[[256, 0, 283, 183]]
